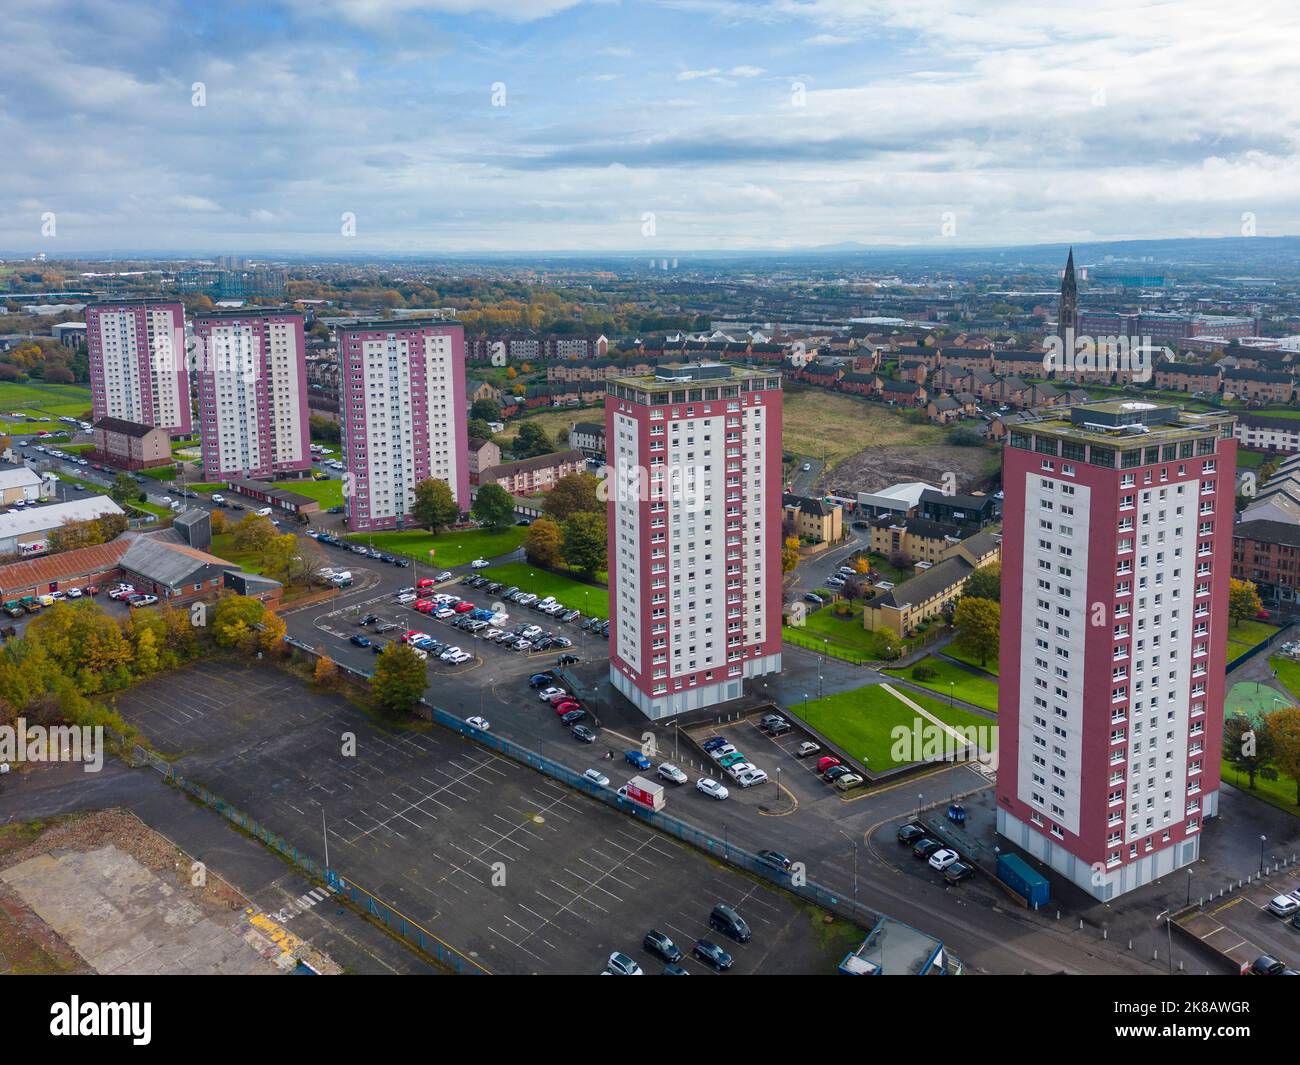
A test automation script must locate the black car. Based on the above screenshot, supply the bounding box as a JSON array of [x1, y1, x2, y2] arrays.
[[708, 904, 751, 943], [515, 519, 531, 526], [560, 709, 586, 726], [757, 849, 792, 871], [327, 505, 344, 514], [913, 838, 943, 859], [1252, 954, 1286, 976], [395, 558, 411, 568], [944, 862, 975, 885], [485, 583, 502, 594], [557, 653, 580, 667], [370, 641, 386, 654], [349, 634, 371, 648], [358, 613, 379, 626], [824, 764, 853, 783], [572, 724, 596, 743], [897, 823, 927, 845], [692, 940, 733, 970], [643, 930, 683, 964], [663, 964, 690, 976], [529, 672, 557, 688]]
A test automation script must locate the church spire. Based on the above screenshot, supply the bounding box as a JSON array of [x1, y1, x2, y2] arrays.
[[1058, 246, 1078, 340]]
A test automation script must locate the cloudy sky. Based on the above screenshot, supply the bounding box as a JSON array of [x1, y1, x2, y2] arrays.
[[3, 0, 1299, 255]]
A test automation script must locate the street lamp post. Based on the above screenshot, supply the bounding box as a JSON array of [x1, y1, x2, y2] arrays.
[[1186, 868, 1193, 907], [917, 792, 923, 820], [1260, 834, 1268, 876]]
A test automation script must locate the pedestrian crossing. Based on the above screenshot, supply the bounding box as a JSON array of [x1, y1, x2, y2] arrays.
[[272, 883, 338, 923]]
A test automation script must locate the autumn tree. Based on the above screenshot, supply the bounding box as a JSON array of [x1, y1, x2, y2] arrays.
[[411, 477, 459, 532], [525, 517, 564, 566], [259, 611, 287, 656], [209, 506, 227, 536], [952, 596, 1000, 666], [542, 472, 601, 522], [782, 536, 801, 574], [1268, 706, 1300, 805], [370, 642, 427, 714], [313, 649, 338, 687], [1228, 578, 1264, 627], [212, 595, 267, 651], [232, 513, 276, 553]]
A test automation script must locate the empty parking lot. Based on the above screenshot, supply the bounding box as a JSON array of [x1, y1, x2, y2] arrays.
[[115, 659, 862, 974]]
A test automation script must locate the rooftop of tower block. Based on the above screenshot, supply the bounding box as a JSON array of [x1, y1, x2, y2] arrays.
[[1005, 399, 1236, 459], [607, 361, 781, 402]]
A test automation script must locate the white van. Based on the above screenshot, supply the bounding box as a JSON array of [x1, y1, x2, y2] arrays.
[[255, 506, 273, 517], [211, 493, 225, 504]]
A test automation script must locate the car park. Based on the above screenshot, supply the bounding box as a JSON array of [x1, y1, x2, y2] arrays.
[[696, 778, 728, 800]]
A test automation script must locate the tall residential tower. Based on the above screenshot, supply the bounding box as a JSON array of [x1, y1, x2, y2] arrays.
[[605, 362, 783, 719], [193, 309, 311, 482], [85, 299, 191, 436], [996, 400, 1236, 900], [337, 318, 468, 533]]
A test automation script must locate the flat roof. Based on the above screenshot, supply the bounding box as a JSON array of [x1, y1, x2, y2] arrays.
[[0, 495, 124, 539]]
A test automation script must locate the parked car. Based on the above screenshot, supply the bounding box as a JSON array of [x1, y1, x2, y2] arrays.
[[816, 756, 841, 774], [834, 773, 863, 791], [913, 838, 943, 859], [696, 778, 729, 800], [642, 930, 683, 964], [605, 952, 642, 976], [701, 737, 730, 752], [1251, 954, 1287, 976], [692, 940, 733, 970], [928, 848, 960, 871], [470, 558, 490, 569], [944, 862, 976, 885], [824, 765, 853, 783], [897, 823, 927, 845], [1267, 891, 1300, 918], [128, 594, 159, 608], [734, 768, 768, 788], [708, 904, 751, 943], [795, 741, 821, 758], [572, 725, 597, 743]]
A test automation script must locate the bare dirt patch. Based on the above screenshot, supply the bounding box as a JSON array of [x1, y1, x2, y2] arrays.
[[830, 443, 1001, 495]]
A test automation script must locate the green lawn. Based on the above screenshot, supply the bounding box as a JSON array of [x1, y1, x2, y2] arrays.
[[792, 602, 940, 660], [481, 561, 609, 617], [1236, 449, 1268, 470], [884, 654, 1000, 713], [1226, 619, 1280, 663], [1270, 655, 1300, 701], [943, 642, 1000, 675], [137, 464, 178, 480], [274, 479, 343, 507], [209, 533, 264, 574], [344, 525, 528, 569], [0, 381, 92, 418], [1221, 758, 1300, 817], [790, 683, 993, 771]]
